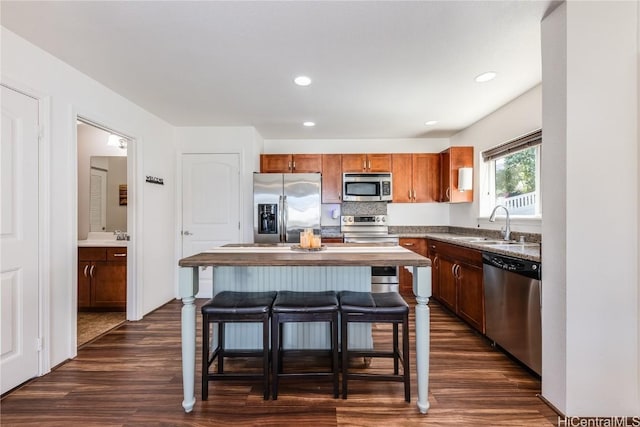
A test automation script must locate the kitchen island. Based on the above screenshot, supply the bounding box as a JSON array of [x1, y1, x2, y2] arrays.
[[178, 243, 432, 414]]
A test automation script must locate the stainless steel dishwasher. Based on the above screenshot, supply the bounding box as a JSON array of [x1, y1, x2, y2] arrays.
[[483, 252, 541, 375]]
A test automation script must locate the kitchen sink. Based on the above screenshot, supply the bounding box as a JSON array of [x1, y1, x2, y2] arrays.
[[483, 242, 539, 248]]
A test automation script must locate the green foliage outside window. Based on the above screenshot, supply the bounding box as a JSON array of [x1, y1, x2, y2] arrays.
[[495, 147, 536, 197]]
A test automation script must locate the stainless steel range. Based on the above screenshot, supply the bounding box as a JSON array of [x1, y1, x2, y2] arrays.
[[341, 215, 399, 293]]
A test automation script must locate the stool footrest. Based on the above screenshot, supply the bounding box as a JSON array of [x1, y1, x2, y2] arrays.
[[347, 373, 406, 382]]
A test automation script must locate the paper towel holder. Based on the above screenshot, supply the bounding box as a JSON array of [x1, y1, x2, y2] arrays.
[[458, 167, 473, 192]]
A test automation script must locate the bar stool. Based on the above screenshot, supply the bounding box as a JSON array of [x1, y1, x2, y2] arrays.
[[201, 291, 277, 400], [339, 291, 410, 402], [271, 290, 340, 400]]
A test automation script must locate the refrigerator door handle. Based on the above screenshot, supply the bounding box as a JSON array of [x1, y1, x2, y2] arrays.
[[278, 195, 284, 242], [282, 195, 288, 242]]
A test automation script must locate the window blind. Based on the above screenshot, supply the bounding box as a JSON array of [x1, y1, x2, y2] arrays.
[[482, 129, 542, 161]]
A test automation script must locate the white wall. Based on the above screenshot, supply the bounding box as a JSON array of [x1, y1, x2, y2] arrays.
[[264, 138, 449, 154], [1, 27, 177, 368], [264, 138, 451, 225], [449, 85, 542, 234], [542, 1, 639, 416]]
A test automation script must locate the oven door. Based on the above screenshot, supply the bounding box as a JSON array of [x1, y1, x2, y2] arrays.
[[371, 266, 399, 293]]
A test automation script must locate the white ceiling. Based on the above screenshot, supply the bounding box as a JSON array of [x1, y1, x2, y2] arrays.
[[1, 1, 557, 139]]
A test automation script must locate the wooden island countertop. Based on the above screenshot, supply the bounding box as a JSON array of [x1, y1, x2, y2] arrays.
[[178, 243, 431, 268]]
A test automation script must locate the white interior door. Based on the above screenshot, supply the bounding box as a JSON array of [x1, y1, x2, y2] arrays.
[[1, 85, 40, 393], [182, 154, 241, 298]]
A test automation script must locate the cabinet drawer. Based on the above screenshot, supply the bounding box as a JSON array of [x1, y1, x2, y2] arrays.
[[427, 240, 481, 266], [107, 247, 127, 261], [78, 247, 106, 261]]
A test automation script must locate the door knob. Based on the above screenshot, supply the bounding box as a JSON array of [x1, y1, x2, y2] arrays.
[[183, 230, 193, 236]]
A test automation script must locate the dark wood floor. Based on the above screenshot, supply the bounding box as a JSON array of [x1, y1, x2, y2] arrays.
[[1, 298, 558, 426]]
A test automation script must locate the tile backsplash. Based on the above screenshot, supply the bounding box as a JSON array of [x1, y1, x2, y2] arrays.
[[340, 202, 387, 216]]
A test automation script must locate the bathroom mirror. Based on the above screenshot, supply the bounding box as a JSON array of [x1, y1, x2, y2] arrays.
[[88, 156, 127, 233]]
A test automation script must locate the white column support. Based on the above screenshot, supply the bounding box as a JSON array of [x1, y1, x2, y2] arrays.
[[179, 267, 199, 413], [413, 265, 432, 414]]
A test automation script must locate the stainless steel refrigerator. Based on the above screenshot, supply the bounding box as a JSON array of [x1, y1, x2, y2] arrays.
[[253, 173, 321, 243]]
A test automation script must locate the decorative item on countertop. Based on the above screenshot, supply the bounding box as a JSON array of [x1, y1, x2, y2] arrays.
[[293, 228, 324, 251]]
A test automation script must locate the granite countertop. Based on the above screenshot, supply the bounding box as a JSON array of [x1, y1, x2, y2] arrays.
[[422, 233, 540, 262], [321, 225, 541, 262]]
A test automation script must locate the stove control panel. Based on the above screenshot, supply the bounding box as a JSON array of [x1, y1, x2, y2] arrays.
[[341, 215, 387, 224]]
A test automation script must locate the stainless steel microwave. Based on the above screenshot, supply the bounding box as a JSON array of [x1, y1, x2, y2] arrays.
[[342, 172, 392, 202]]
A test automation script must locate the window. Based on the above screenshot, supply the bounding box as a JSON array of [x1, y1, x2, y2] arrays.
[[482, 130, 541, 217]]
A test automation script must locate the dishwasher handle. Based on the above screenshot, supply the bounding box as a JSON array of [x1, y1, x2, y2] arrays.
[[482, 252, 541, 280]]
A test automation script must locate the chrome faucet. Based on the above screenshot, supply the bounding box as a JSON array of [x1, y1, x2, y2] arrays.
[[489, 205, 511, 241]]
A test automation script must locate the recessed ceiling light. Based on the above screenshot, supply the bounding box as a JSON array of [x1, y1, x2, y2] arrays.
[[294, 76, 312, 86], [303, 121, 315, 127], [424, 120, 438, 126], [475, 72, 497, 83]]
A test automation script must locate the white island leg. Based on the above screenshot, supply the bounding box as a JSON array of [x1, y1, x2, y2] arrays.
[[179, 267, 199, 413], [413, 265, 432, 414]]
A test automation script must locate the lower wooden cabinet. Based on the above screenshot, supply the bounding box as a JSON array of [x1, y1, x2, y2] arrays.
[[322, 237, 343, 243], [427, 239, 485, 333], [398, 238, 428, 295], [78, 247, 127, 311]]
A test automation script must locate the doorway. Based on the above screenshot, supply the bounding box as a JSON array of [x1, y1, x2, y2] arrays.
[[76, 119, 129, 346]]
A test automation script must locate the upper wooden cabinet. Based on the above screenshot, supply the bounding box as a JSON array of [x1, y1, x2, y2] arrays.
[[321, 154, 342, 203], [341, 154, 391, 172], [392, 153, 440, 203], [439, 146, 474, 203], [260, 154, 322, 173]]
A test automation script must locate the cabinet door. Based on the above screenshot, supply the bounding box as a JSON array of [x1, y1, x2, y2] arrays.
[[456, 263, 484, 333], [341, 154, 367, 172], [367, 154, 391, 172], [291, 154, 322, 173], [439, 150, 451, 202], [399, 238, 428, 295], [260, 154, 292, 173], [437, 257, 457, 313], [78, 261, 92, 309], [92, 261, 127, 310], [391, 154, 413, 203], [430, 253, 440, 300], [412, 154, 440, 202], [439, 147, 473, 203], [448, 147, 474, 203], [321, 154, 342, 203]]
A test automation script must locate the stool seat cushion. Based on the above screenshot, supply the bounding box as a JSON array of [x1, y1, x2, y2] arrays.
[[340, 291, 408, 315], [202, 291, 277, 315], [273, 290, 338, 313]]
